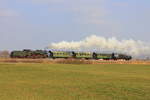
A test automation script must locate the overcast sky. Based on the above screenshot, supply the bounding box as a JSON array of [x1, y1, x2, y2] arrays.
[[0, 0, 150, 50]]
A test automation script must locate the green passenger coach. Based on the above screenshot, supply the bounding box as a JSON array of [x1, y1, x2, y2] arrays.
[[49, 51, 72, 58], [75, 52, 93, 59], [96, 53, 112, 60]]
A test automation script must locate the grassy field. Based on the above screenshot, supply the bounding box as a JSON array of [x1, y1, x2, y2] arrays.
[[0, 63, 150, 100]]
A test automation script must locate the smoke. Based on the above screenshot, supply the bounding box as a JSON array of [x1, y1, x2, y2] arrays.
[[48, 35, 150, 58]]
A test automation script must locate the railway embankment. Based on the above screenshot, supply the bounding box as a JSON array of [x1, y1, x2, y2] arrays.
[[0, 58, 150, 65]]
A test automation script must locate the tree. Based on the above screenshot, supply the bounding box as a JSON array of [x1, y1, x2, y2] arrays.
[[0, 50, 10, 58]]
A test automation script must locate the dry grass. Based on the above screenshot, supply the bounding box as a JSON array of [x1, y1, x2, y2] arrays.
[[0, 58, 150, 65]]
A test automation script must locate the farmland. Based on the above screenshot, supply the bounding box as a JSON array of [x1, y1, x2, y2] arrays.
[[0, 63, 150, 100]]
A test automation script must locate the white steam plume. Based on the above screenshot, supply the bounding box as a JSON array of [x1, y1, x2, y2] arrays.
[[48, 35, 150, 58]]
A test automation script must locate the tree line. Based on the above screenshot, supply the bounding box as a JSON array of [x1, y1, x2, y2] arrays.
[[0, 50, 9, 58]]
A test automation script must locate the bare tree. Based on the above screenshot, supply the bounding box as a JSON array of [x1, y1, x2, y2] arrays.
[[0, 50, 10, 58]]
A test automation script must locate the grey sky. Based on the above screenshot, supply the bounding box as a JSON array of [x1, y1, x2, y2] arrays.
[[0, 0, 150, 50]]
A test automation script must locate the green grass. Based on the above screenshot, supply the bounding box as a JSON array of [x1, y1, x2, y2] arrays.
[[0, 63, 150, 100]]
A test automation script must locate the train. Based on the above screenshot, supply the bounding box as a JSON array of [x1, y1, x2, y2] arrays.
[[10, 49, 132, 60]]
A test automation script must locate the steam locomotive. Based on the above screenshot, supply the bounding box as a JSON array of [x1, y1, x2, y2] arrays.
[[10, 49, 48, 59], [10, 49, 132, 60]]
